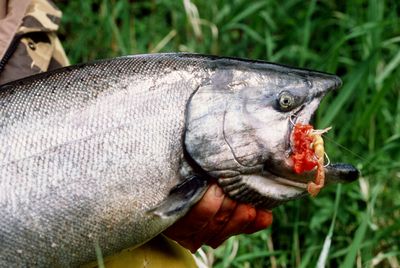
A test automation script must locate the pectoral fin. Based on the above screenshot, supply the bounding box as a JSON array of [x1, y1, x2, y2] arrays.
[[148, 176, 208, 218]]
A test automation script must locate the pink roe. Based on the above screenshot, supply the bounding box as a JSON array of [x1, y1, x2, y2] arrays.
[[291, 124, 318, 174]]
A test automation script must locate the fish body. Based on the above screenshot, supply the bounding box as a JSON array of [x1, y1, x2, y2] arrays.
[[0, 53, 358, 266]]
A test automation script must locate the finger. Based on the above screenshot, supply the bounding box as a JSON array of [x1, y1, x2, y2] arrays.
[[179, 209, 273, 253], [188, 195, 237, 248], [206, 203, 257, 248], [163, 183, 224, 241], [242, 209, 273, 234], [211, 196, 237, 227]]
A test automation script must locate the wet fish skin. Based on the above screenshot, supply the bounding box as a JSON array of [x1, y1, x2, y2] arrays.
[[1, 54, 207, 266], [0, 53, 355, 266]]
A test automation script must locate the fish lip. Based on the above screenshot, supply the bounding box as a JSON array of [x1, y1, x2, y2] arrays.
[[262, 162, 306, 186], [263, 161, 359, 188], [271, 176, 308, 189]]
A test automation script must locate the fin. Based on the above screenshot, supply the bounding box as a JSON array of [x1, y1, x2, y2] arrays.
[[148, 175, 208, 218]]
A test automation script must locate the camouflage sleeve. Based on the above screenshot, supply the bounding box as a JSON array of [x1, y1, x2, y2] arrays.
[[0, 0, 69, 85]]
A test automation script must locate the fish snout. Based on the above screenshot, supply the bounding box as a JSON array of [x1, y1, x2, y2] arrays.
[[309, 73, 342, 97], [325, 163, 360, 184]]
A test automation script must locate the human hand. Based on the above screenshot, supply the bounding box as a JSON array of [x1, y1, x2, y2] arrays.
[[163, 183, 273, 253]]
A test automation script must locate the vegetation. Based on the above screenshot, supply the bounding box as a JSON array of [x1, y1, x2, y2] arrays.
[[59, 0, 400, 267]]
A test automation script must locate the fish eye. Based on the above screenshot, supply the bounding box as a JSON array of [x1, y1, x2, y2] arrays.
[[278, 91, 295, 111]]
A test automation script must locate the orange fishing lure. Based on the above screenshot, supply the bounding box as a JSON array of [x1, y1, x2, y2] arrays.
[[291, 124, 329, 196]]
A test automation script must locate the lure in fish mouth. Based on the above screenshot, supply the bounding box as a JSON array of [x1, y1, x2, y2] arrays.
[[184, 59, 359, 209]]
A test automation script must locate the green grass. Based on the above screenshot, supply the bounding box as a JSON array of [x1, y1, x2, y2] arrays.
[[59, 0, 400, 267]]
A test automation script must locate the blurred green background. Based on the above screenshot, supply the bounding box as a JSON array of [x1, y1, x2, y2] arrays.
[[58, 0, 400, 267]]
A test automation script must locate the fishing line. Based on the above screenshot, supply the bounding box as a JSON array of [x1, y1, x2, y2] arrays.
[[288, 114, 362, 163], [323, 136, 366, 161]]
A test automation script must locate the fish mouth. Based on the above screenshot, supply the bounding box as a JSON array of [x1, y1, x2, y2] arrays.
[[219, 94, 359, 208], [264, 98, 359, 192]]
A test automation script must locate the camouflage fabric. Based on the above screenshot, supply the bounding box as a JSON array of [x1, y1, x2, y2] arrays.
[[0, 0, 69, 84]]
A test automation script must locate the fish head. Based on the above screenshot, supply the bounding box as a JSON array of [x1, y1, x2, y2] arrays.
[[184, 57, 359, 209]]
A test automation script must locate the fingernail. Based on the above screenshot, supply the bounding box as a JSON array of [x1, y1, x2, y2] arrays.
[[214, 184, 224, 197]]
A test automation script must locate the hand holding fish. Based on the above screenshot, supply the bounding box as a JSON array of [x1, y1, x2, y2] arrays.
[[164, 183, 273, 252]]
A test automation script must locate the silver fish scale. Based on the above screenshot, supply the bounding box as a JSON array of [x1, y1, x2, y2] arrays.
[[0, 54, 208, 266]]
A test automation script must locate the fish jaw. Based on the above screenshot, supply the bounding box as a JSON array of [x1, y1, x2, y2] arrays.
[[216, 162, 360, 209], [217, 173, 308, 209]]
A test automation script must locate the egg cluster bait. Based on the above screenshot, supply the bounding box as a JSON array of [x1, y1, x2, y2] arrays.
[[291, 123, 331, 197]]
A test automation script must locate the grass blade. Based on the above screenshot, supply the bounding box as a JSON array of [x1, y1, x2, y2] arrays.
[[316, 184, 342, 268], [341, 213, 368, 268]]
